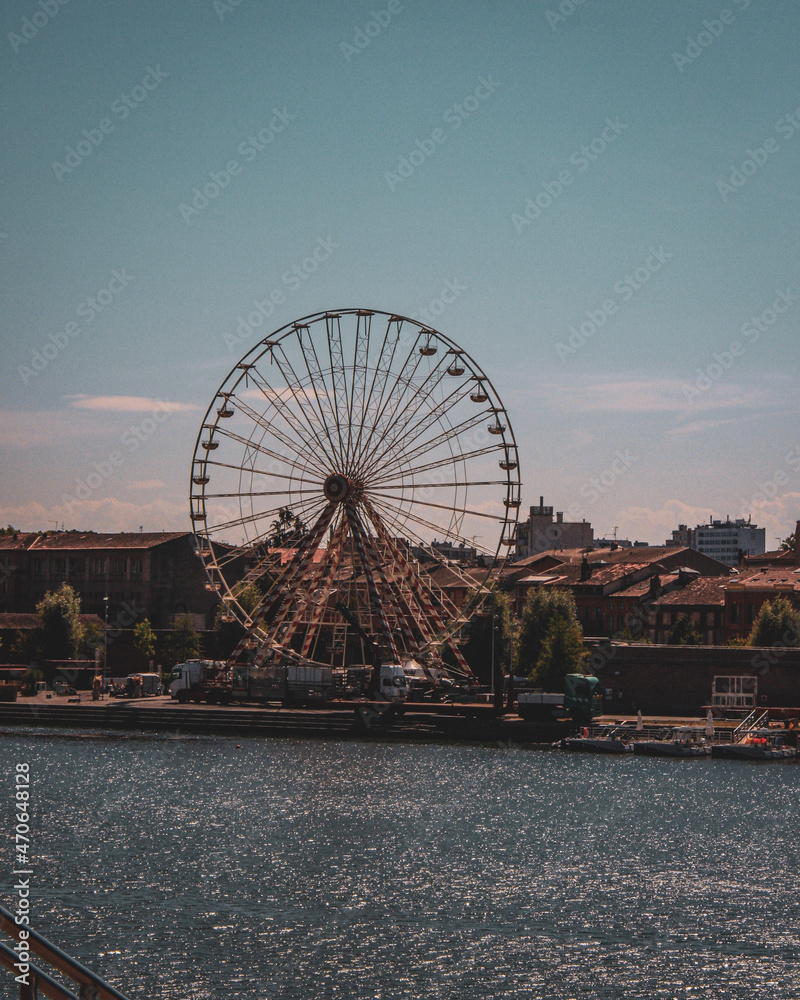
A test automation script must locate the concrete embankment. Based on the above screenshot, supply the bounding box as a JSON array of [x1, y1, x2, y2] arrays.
[[0, 695, 575, 745]]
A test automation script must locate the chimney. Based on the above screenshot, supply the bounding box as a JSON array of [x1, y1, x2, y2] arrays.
[[580, 557, 592, 581], [649, 573, 660, 595], [795, 520, 800, 567], [556, 512, 563, 523]]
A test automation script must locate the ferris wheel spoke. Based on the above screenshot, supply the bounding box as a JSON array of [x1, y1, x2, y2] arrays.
[[350, 314, 402, 470], [350, 329, 428, 473], [369, 492, 503, 550], [360, 387, 487, 484], [363, 381, 493, 483], [353, 343, 451, 475], [270, 342, 342, 468], [368, 443, 508, 488], [239, 355, 333, 465], [293, 324, 346, 469], [363, 500, 471, 661], [198, 498, 322, 539], [227, 390, 330, 479], [206, 425, 325, 483]]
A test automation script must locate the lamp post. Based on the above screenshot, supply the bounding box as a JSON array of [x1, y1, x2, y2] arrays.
[[103, 596, 109, 697]]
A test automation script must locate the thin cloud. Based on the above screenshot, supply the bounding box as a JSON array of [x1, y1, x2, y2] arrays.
[[66, 395, 199, 413]]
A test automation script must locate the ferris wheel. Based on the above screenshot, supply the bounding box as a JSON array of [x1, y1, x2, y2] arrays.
[[190, 309, 520, 674]]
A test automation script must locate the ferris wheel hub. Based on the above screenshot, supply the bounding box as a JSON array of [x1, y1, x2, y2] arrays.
[[323, 473, 352, 503]]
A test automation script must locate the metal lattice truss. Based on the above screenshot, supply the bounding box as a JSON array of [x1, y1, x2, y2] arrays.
[[190, 309, 521, 672]]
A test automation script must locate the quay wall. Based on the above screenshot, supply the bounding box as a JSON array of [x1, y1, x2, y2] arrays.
[[592, 642, 800, 715]]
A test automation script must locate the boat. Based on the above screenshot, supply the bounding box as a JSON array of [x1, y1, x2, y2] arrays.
[[633, 726, 711, 757], [712, 729, 797, 760], [560, 724, 634, 753]]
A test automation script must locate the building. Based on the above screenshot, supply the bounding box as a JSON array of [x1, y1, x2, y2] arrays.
[[430, 539, 479, 563], [514, 497, 593, 558], [667, 517, 765, 566], [0, 530, 239, 630], [500, 544, 731, 638]]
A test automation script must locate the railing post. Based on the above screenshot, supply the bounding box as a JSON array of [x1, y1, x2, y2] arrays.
[[19, 973, 38, 999]]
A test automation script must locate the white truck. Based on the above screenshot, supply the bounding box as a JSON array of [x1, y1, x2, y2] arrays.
[[170, 660, 232, 704]]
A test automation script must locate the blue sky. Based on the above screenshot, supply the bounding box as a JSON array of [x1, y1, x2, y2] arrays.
[[1, 0, 798, 547]]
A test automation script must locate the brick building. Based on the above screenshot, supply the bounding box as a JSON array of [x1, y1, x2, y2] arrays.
[[0, 530, 238, 629]]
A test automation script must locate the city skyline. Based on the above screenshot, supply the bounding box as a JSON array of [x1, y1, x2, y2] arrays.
[[2, 1, 799, 545]]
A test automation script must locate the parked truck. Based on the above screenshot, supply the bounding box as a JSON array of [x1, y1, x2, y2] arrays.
[[169, 660, 233, 704], [517, 673, 601, 725], [231, 663, 334, 705]]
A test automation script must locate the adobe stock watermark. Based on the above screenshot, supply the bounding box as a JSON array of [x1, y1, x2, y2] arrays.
[[411, 277, 467, 327], [340, 1, 403, 61], [555, 247, 672, 361], [52, 66, 170, 182], [8, 0, 71, 54], [17, 269, 136, 386], [61, 402, 175, 512], [223, 236, 340, 351], [512, 117, 628, 233], [545, 0, 592, 32], [385, 75, 502, 191], [683, 285, 798, 402], [213, 0, 248, 21], [738, 440, 800, 516], [672, 0, 751, 73], [179, 108, 295, 222], [716, 98, 800, 202]]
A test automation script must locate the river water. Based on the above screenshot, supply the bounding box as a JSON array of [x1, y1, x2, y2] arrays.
[[2, 729, 799, 999]]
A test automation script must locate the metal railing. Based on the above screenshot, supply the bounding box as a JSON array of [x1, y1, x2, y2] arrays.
[[733, 709, 769, 742], [0, 903, 131, 1000]]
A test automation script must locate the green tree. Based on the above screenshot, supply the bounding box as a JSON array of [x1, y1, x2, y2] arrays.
[[667, 614, 702, 646], [516, 586, 580, 677], [531, 616, 588, 690], [36, 584, 85, 659], [748, 597, 800, 648], [133, 619, 157, 660], [462, 590, 514, 685], [167, 614, 201, 665], [268, 507, 307, 547], [781, 532, 796, 553]]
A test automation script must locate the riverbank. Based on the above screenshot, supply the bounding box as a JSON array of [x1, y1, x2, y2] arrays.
[[0, 692, 745, 745]]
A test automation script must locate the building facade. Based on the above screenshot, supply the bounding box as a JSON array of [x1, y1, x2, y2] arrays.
[[514, 497, 593, 559], [668, 517, 765, 566]]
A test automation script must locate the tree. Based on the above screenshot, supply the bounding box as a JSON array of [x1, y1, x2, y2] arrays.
[[462, 590, 514, 685], [36, 584, 85, 659], [748, 597, 800, 648], [531, 616, 588, 691], [167, 615, 201, 665], [516, 586, 581, 677], [133, 619, 157, 661], [667, 614, 702, 646], [781, 532, 796, 553], [268, 507, 307, 547]]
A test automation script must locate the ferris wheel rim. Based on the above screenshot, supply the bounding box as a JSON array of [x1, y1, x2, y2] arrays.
[[190, 308, 521, 668]]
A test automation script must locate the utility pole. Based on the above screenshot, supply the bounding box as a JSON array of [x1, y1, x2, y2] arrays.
[[103, 596, 109, 696]]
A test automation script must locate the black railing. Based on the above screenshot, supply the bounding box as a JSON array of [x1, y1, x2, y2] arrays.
[[0, 903, 131, 1000]]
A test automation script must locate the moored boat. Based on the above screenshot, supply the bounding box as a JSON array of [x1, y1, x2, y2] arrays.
[[633, 726, 711, 757], [560, 725, 634, 753], [712, 729, 797, 760]]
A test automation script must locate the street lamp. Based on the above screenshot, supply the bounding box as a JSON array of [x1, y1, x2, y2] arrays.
[[103, 596, 109, 696]]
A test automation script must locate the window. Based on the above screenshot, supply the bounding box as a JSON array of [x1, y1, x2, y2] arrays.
[[89, 557, 105, 577], [130, 558, 143, 577], [110, 558, 126, 578]]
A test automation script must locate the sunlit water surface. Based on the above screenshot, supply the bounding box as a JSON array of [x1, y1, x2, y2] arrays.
[[2, 730, 798, 999]]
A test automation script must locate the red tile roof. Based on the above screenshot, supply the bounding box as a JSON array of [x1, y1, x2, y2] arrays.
[[25, 531, 191, 551]]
